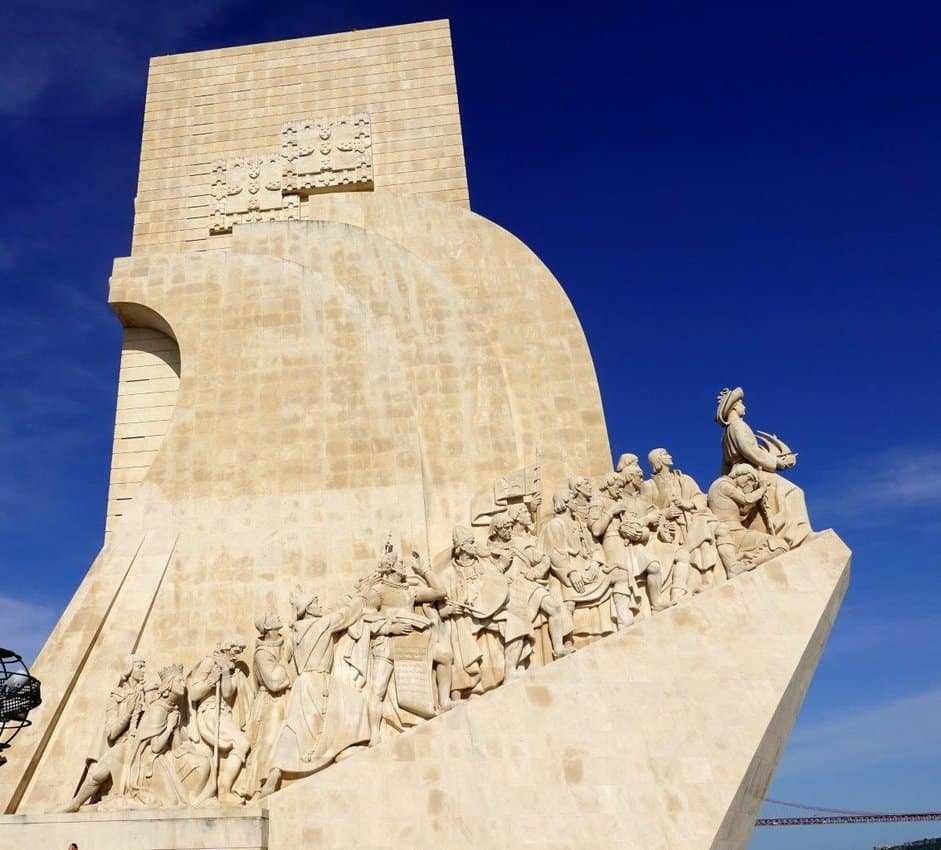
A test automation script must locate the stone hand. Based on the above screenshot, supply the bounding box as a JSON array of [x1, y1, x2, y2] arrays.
[[569, 570, 586, 593]]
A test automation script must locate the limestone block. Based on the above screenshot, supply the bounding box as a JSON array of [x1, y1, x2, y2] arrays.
[[282, 113, 373, 194], [133, 20, 468, 255], [264, 531, 850, 850], [0, 192, 610, 814], [0, 807, 267, 850], [210, 156, 299, 234], [0, 532, 850, 847]]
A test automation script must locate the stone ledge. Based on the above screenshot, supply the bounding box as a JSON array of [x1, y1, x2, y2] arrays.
[[0, 806, 268, 850]]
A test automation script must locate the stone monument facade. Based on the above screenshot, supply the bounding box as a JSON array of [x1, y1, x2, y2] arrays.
[[0, 20, 849, 850]]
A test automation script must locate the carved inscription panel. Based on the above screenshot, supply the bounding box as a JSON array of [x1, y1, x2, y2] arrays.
[[210, 155, 299, 234], [283, 114, 373, 193], [209, 114, 374, 235]]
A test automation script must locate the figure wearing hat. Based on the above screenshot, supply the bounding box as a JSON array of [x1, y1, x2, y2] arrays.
[[62, 654, 152, 811], [242, 612, 291, 797], [714, 387, 811, 548], [186, 636, 253, 804]]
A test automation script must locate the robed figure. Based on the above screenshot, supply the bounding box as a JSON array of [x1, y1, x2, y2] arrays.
[[261, 589, 370, 796], [716, 387, 812, 548]]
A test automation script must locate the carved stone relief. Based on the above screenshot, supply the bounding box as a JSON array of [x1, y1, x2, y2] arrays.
[[282, 114, 373, 194], [210, 155, 299, 234], [209, 114, 373, 235], [61, 387, 816, 810]]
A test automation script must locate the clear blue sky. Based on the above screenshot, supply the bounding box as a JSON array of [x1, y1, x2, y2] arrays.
[[1, 2, 939, 846]]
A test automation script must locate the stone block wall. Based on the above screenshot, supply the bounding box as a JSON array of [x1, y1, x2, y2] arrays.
[[133, 19, 468, 256]]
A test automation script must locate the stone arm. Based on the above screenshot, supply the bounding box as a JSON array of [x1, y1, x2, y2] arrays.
[[414, 586, 447, 603], [410, 554, 448, 603], [151, 710, 180, 754], [219, 668, 236, 703], [524, 551, 551, 581], [621, 495, 662, 530], [726, 421, 783, 472], [255, 650, 291, 695], [644, 507, 662, 529], [689, 490, 709, 512], [326, 594, 367, 635], [545, 543, 577, 589], [726, 483, 767, 507], [588, 501, 620, 540], [104, 690, 138, 744], [621, 512, 651, 544], [510, 539, 550, 580], [186, 658, 220, 705]]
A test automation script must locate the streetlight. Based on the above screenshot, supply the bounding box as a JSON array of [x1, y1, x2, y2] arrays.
[[0, 648, 42, 767]]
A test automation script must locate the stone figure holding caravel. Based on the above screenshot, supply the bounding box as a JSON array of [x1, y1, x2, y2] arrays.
[[61, 386, 817, 812]]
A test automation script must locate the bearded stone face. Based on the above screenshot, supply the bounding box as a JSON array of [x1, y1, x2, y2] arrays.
[[494, 522, 512, 542]]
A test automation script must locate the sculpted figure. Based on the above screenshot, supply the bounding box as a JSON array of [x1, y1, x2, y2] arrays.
[[586, 473, 648, 627], [439, 526, 510, 697], [707, 463, 789, 568], [716, 387, 811, 547], [615, 452, 643, 481], [618, 464, 673, 614], [646, 520, 693, 604], [123, 664, 211, 807], [332, 571, 380, 692], [539, 482, 616, 642], [64, 654, 151, 812], [505, 504, 572, 662], [487, 511, 571, 677], [643, 449, 705, 533], [260, 588, 370, 797], [242, 613, 291, 797], [644, 448, 731, 592], [187, 636, 252, 804], [364, 547, 452, 745]]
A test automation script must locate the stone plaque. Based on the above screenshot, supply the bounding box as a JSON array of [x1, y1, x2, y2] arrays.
[[282, 114, 373, 194], [391, 630, 436, 719], [210, 154, 298, 234]]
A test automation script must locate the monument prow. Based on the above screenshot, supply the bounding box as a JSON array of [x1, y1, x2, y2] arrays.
[[0, 19, 848, 850]]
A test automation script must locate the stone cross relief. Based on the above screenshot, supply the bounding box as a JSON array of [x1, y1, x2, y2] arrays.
[[61, 387, 814, 810], [210, 114, 373, 234]]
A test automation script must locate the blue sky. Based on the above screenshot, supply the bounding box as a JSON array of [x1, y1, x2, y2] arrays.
[[1, 1, 940, 845]]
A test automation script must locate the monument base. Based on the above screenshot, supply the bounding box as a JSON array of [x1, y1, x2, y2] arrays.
[[0, 531, 849, 850], [0, 806, 267, 850]]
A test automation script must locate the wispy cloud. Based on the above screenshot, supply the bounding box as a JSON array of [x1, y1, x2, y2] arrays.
[[0, 594, 60, 665], [825, 602, 938, 657], [780, 687, 941, 776], [811, 445, 941, 521], [0, 0, 248, 115]]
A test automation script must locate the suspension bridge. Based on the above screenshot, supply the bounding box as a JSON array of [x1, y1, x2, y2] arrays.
[[757, 798, 941, 827]]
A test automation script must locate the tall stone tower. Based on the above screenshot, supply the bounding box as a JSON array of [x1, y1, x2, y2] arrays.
[[0, 20, 848, 850]]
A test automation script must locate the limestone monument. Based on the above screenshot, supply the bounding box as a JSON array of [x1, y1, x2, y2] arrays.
[[0, 19, 850, 850]]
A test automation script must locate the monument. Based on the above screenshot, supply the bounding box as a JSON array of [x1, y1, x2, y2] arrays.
[[0, 19, 850, 850]]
